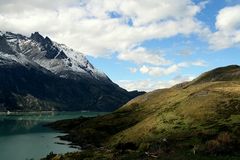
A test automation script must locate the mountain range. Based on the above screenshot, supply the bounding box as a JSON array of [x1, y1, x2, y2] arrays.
[[0, 31, 144, 112]]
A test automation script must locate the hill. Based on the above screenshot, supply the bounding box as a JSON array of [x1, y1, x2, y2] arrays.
[[44, 65, 240, 159]]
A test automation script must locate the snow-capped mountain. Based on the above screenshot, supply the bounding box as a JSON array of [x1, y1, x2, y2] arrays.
[[1, 31, 109, 81], [0, 31, 144, 112]]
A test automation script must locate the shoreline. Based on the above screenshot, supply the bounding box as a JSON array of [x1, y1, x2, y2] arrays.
[[0, 111, 108, 116], [0, 111, 60, 116], [0, 111, 55, 115]]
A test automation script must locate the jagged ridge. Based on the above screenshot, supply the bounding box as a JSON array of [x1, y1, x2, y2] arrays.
[[0, 31, 144, 112]]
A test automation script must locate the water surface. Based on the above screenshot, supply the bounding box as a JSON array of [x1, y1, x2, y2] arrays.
[[0, 112, 107, 160]]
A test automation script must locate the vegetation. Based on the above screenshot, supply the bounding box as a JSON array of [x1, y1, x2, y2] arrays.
[[42, 65, 240, 160]]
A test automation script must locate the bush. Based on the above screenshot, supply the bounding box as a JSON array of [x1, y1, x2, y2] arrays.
[[130, 102, 139, 110], [205, 132, 234, 154], [206, 140, 221, 154], [217, 132, 231, 144], [138, 142, 150, 151], [115, 142, 138, 151]]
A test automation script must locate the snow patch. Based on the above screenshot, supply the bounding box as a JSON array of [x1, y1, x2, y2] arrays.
[[1, 31, 109, 81]]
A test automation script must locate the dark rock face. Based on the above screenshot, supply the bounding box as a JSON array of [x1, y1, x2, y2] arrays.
[[0, 31, 144, 112], [0, 64, 142, 112], [0, 35, 13, 54], [31, 32, 67, 59], [30, 32, 45, 44]]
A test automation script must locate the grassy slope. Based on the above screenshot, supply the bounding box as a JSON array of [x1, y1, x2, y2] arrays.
[[43, 65, 240, 160]]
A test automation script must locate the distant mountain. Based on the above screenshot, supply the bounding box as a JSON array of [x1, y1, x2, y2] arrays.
[[47, 65, 240, 159], [0, 31, 144, 112]]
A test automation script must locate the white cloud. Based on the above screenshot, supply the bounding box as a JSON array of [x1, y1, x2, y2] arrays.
[[138, 60, 205, 77], [117, 75, 195, 92], [115, 0, 201, 26], [177, 48, 193, 56], [0, 0, 206, 58], [129, 67, 138, 73], [0, 0, 77, 12], [139, 65, 150, 74], [209, 5, 240, 50], [139, 63, 187, 76], [216, 5, 240, 31], [118, 47, 170, 65], [191, 60, 207, 66]]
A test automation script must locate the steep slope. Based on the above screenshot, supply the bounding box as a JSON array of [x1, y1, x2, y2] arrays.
[[47, 65, 240, 159], [4, 31, 109, 81], [0, 31, 144, 112]]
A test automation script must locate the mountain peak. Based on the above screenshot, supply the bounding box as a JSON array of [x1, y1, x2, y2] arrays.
[[0, 31, 4, 36], [0, 31, 109, 81], [0, 34, 13, 54], [30, 32, 44, 42], [30, 32, 53, 46], [0, 31, 144, 112], [44, 36, 53, 45]]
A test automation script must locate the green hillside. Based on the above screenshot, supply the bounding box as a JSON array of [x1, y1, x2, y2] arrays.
[[43, 65, 240, 160]]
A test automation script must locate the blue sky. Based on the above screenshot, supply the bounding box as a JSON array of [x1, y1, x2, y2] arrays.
[[86, 0, 240, 91], [0, 0, 239, 91]]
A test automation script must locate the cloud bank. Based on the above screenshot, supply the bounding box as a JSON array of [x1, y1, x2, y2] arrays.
[[0, 0, 206, 61], [209, 5, 240, 50], [117, 75, 195, 92]]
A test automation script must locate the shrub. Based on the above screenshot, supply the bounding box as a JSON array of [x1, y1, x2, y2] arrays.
[[115, 142, 138, 151], [205, 132, 234, 154], [217, 132, 231, 144], [130, 102, 139, 110], [206, 140, 221, 154], [138, 142, 150, 151]]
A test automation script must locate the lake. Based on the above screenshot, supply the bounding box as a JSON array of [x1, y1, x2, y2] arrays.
[[0, 112, 107, 160]]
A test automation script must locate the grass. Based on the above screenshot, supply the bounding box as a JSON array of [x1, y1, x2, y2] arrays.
[[42, 65, 240, 160]]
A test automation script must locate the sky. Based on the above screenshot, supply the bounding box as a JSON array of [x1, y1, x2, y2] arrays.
[[0, 0, 240, 91]]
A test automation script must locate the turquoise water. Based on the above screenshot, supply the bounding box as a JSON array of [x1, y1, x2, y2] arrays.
[[0, 112, 107, 160]]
